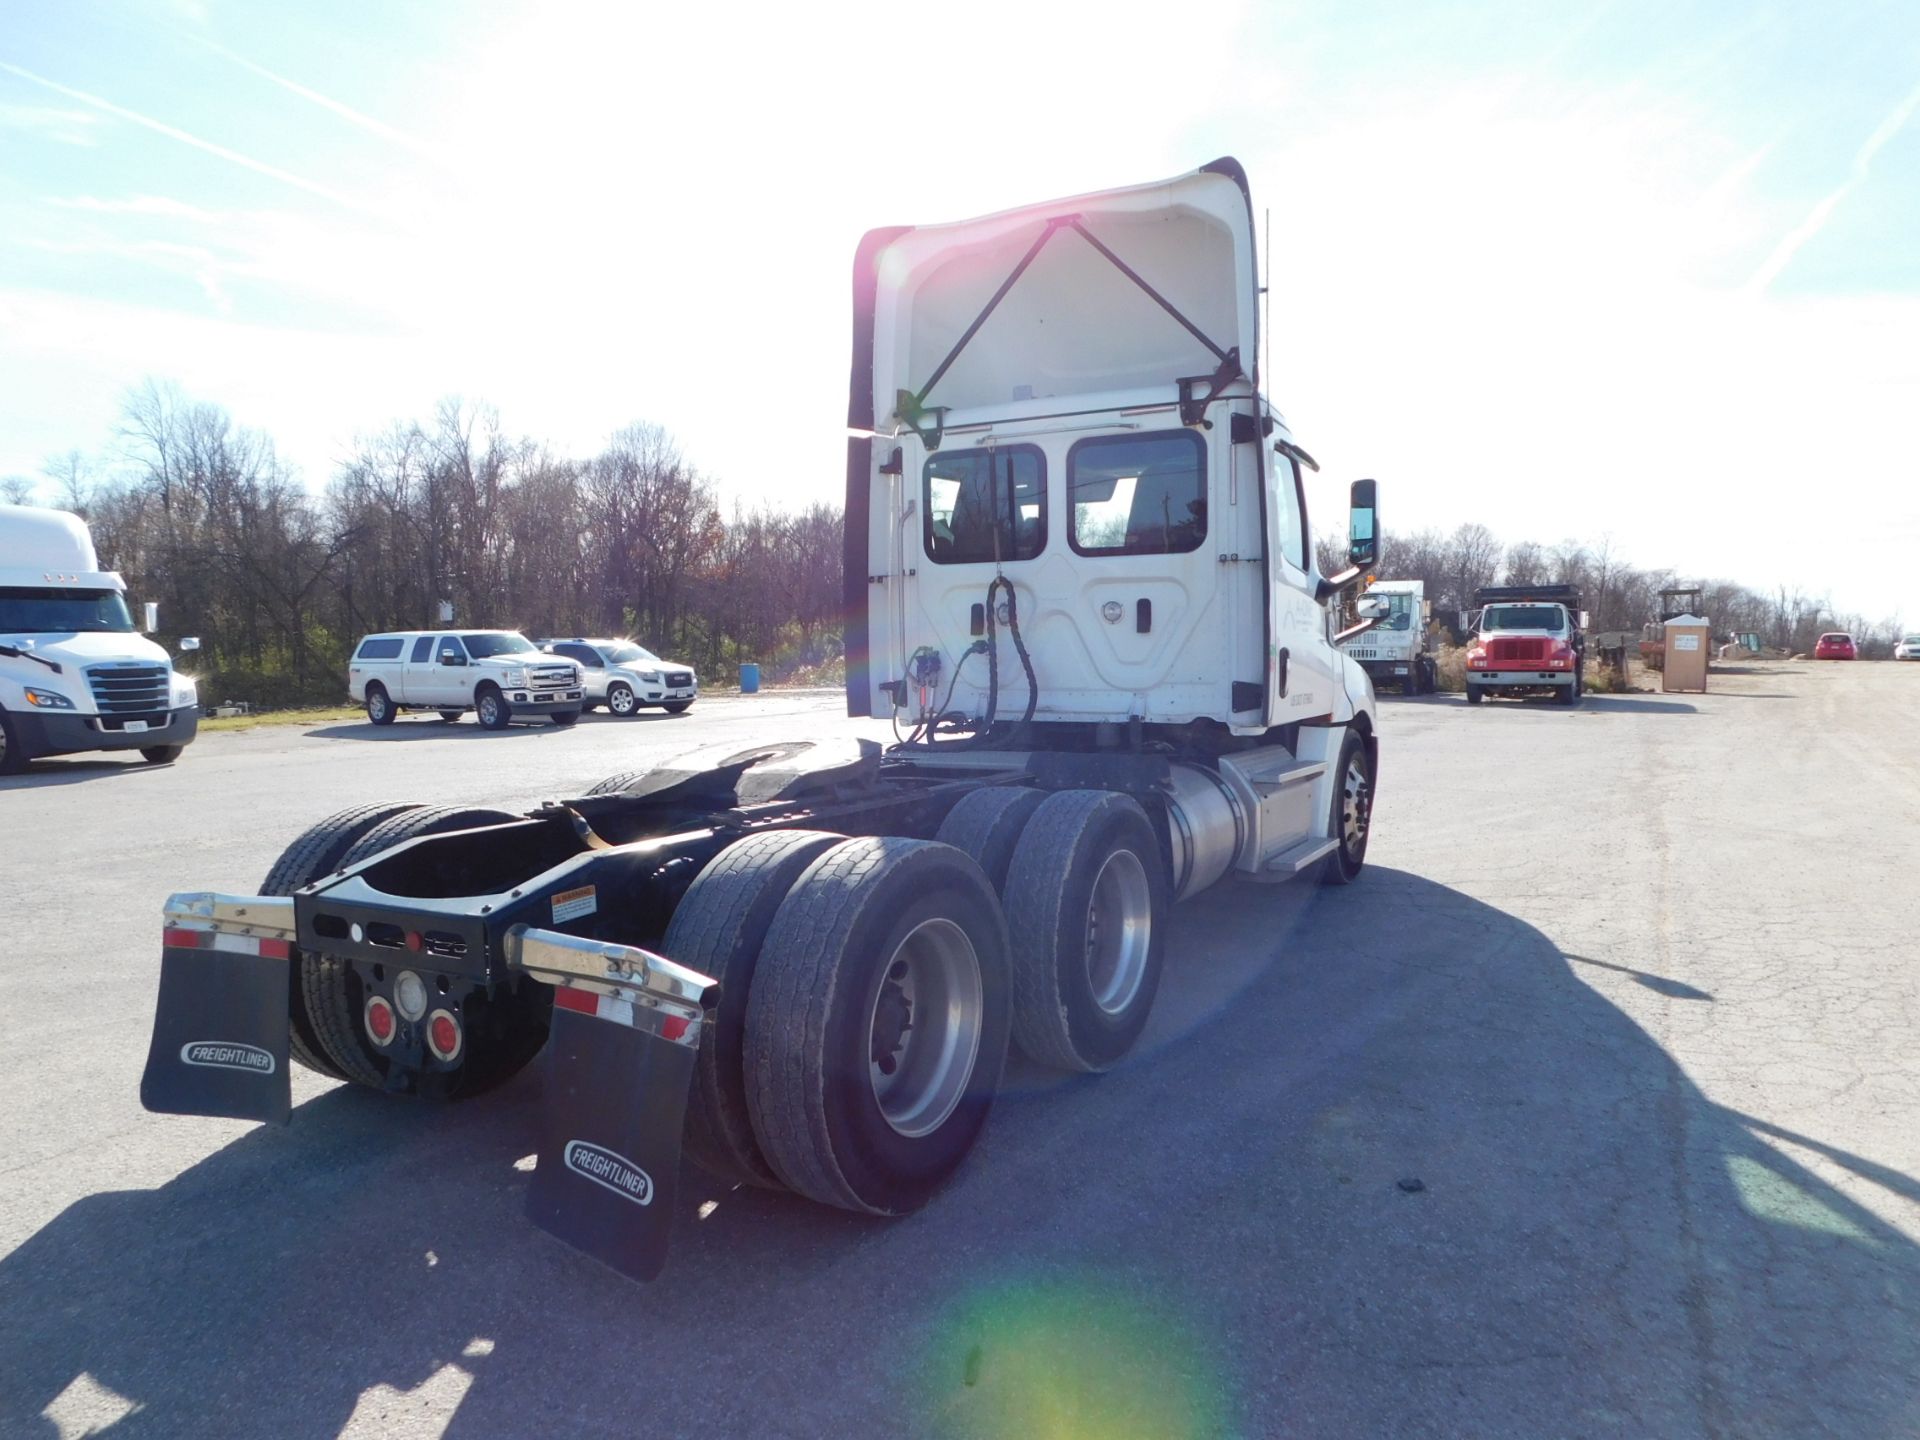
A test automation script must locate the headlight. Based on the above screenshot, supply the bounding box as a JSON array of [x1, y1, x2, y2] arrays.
[[501, 667, 528, 687], [637, 669, 662, 683], [172, 673, 198, 705], [24, 687, 74, 710]]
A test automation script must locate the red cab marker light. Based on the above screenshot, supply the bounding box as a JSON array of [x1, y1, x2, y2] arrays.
[[405, 931, 423, 953]]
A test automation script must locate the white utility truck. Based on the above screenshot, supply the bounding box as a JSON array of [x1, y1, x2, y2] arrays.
[[1337, 580, 1436, 694], [140, 159, 1389, 1282], [0, 503, 199, 773]]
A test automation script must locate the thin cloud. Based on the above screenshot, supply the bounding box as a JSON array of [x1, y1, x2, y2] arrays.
[[1746, 79, 1920, 293], [49, 195, 224, 222], [0, 100, 104, 146], [0, 60, 368, 213], [205, 41, 446, 162]]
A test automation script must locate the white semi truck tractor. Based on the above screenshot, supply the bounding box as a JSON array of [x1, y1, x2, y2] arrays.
[[139, 159, 1390, 1282], [0, 503, 200, 774]]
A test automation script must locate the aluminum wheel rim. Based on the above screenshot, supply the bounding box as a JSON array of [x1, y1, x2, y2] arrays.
[[1085, 847, 1151, 1014], [867, 917, 983, 1139], [479, 694, 499, 724], [368, 691, 387, 720], [610, 686, 635, 715], [1341, 753, 1372, 859]]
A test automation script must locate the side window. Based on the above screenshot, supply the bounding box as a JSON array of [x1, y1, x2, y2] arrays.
[[1068, 430, 1207, 556], [557, 644, 601, 668], [924, 445, 1046, 564], [356, 637, 404, 660], [409, 636, 433, 664], [1275, 453, 1307, 572]]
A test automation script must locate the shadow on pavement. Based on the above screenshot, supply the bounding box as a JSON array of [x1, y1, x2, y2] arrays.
[[2, 871, 1915, 1437], [304, 721, 587, 742], [0, 756, 169, 789]]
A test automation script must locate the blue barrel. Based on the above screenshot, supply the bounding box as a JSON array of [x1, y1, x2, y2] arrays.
[[739, 662, 761, 694]]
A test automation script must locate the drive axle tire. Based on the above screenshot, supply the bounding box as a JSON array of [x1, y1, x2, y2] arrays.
[[662, 700, 693, 715], [140, 745, 184, 764], [475, 684, 510, 730], [303, 805, 522, 1092], [662, 828, 845, 1188], [935, 785, 1046, 894], [437, 710, 463, 723], [1002, 790, 1167, 1073], [745, 838, 1010, 1215], [261, 802, 427, 1079], [549, 709, 579, 727], [1320, 729, 1374, 887], [365, 683, 395, 726]]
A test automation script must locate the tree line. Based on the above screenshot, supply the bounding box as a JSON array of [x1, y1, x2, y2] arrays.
[[15, 383, 843, 707], [1314, 522, 1906, 659], [9, 384, 1903, 709]]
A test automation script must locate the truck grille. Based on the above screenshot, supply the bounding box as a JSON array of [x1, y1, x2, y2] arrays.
[[86, 663, 170, 715], [665, 670, 693, 688], [1487, 638, 1547, 662], [528, 663, 576, 691]]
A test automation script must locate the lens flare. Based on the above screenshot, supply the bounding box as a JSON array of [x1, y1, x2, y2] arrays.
[[918, 1274, 1234, 1439]]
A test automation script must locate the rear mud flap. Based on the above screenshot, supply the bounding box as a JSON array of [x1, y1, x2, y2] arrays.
[[527, 997, 698, 1282], [140, 941, 293, 1126], [508, 925, 718, 1283]]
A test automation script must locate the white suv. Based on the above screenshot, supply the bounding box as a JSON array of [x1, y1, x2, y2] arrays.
[[348, 630, 583, 729], [540, 638, 699, 717]]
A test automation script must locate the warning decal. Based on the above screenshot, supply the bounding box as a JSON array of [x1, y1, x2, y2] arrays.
[[552, 885, 598, 923]]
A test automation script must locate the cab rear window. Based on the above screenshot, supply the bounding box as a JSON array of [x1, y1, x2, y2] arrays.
[[925, 446, 1046, 564], [356, 637, 404, 660], [1068, 431, 1206, 556]]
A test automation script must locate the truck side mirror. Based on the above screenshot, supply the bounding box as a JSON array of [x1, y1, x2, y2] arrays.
[[440, 652, 467, 667], [142, 601, 159, 633], [179, 636, 201, 652], [1348, 480, 1379, 569]]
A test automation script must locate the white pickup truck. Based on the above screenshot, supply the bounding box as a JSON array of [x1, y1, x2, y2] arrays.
[[347, 630, 583, 729], [1, 503, 200, 773]]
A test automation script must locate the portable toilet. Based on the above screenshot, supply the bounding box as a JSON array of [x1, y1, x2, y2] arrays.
[[1662, 614, 1710, 693]]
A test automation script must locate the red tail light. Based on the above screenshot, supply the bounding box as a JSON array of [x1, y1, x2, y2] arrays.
[[426, 1009, 462, 1062], [365, 995, 397, 1046]]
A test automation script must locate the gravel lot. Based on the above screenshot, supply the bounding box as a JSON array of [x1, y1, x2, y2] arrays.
[[2, 667, 1916, 1438]]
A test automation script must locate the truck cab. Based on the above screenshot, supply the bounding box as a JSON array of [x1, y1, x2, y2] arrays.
[[1464, 584, 1587, 706], [1338, 580, 1435, 694], [0, 503, 199, 773]]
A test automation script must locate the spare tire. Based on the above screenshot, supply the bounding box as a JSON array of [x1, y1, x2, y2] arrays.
[[260, 802, 426, 1079], [301, 805, 522, 1092]]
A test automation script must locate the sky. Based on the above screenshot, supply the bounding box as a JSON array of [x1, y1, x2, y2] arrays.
[[1, 0, 1916, 619]]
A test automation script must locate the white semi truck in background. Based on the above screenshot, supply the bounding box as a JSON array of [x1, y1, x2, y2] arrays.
[[139, 159, 1392, 1283], [1337, 579, 1436, 694], [0, 503, 200, 774]]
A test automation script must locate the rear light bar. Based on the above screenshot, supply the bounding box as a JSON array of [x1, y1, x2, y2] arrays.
[[504, 926, 719, 1050], [162, 893, 296, 960]]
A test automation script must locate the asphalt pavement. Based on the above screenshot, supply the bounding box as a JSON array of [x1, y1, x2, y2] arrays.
[[1, 668, 1916, 1438]]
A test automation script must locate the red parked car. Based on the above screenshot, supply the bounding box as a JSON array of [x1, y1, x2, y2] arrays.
[[1814, 632, 1857, 660]]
